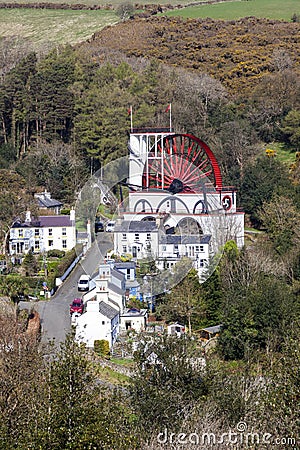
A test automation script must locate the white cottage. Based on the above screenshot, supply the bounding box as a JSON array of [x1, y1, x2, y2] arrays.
[[9, 210, 76, 255], [75, 299, 119, 349], [82, 264, 126, 314]]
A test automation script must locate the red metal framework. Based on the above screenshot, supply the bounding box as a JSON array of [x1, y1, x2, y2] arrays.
[[142, 133, 222, 192]]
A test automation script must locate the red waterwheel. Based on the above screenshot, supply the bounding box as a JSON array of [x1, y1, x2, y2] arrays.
[[142, 133, 222, 192]]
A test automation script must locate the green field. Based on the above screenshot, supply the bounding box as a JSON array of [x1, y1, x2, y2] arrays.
[[0, 8, 118, 50], [0, 0, 298, 52], [165, 0, 300, 21]]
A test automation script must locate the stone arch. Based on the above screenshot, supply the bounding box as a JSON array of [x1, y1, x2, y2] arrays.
[[176, 217, 203, 235], [156, 196, 189, 214], [134, 199, 153, 213]]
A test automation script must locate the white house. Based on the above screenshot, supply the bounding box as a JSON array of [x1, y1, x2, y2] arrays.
[[114, 219, 212, 279], [114, 220, 160, 260], [75, 299, 119, 349], [76, 262, 149, 347], [120, 307, 148, 333], [113, 261, 140, 299], [82, 264, 126, 314], [9, 210, 76, 255], [34, 191, 63, 215]]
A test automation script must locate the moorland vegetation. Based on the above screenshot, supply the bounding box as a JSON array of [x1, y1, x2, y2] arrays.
[[0, 3, 300, 448]]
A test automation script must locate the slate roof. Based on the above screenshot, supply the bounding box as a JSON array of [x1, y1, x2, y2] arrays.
[[201, 324, 222, 334], [121, 308, 148, 317], [125, 279, 140, 289], [111, 267, 125, 281], [98, 301, 119, 319], [159, 234, 211, 245], [12, 215, 74, 228], [107, 281, 125, 296], [37, 195, 63, 208], [114, 221, 158, 233], [113, 261, 136, 270]]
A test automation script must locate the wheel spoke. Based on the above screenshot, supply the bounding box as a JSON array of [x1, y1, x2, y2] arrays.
[[143, 133, 222, 191]]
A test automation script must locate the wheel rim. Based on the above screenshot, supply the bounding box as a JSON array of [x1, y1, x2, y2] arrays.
[[142, 133, 222, 192]]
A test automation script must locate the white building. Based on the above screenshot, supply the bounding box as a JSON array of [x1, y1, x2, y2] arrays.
[[75, 299, 119, 349], [112, 128, 244, 281], [82, 264, 126, 314], [114, 220, 212, 279], [9, 210, 76, 255], [34, 191, 63, 215], [120, 307, 148, 333], [76, 263, 146, 348], [113, 261, 140, 299]]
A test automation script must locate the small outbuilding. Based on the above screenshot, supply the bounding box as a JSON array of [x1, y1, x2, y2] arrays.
[[167, 322, 185, 337], [199, 324, 222, 341]]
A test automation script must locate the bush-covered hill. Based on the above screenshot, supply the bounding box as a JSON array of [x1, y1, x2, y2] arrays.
[[80, 15, 300, 96]]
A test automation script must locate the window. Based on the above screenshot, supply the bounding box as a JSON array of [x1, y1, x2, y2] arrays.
[[134, 233, 139, 241], [62, 239, 67, 249], [199, 259, 208, 268], [188, 246, 195, 257], [48, 228, 53, 236], [18, 229, 23, 238], [122, 245, 127, 253], [162, 245, 166, 252], [34, 241, 39, 251], [48, 240, 53, 247], [102, 321, 105, 325], [122, 233, 127, 240], [146, 233, 151, 240], [200, 245, 204, 252], [62, 227, 66, 236], [35, 229, 39, 237]]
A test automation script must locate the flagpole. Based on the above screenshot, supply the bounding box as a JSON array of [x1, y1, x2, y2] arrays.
[[130, 105, 133, 132], [169, 103, 172, 132]]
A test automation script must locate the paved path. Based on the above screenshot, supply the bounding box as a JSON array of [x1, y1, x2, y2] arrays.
[[19, 233, 113, 347]]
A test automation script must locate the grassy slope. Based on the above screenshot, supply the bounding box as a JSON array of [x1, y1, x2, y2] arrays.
[[0, 0, 299, 51], [166, 0, 300, 20], [0, 9, 118, 49]]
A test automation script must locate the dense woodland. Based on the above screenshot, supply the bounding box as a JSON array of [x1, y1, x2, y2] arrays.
[[0, 13, 300, 449]]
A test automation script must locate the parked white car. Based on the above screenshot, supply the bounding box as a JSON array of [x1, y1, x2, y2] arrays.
[[106, 221, 116, 232], [71, 312, 81, 327], [77, 274, 91, 291]]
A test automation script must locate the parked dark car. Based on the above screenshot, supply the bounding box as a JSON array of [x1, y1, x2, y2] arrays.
[[95, 220, 104, 233], [70, 298, 84, 315]]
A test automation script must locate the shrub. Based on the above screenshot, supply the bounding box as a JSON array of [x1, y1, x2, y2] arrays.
[[47, 249, 65, 258], [94, 340, 110, 358]]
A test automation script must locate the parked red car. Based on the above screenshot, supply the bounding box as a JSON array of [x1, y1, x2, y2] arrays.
[[70, 298, 84, 315]]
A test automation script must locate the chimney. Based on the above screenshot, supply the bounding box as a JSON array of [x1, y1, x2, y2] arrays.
[[70, 208, 75, 222]]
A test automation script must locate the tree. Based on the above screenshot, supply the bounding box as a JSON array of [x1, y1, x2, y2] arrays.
[[22, 250, 38, 276], [157, 269, 205, 334], [30, 46, 76, 144], [258, 194, 300, 255], [116, 2, 134, 21], [262, 331, 300, 440], [2, 52, 37, 155], [240, 156, 292, 227], [0, 313, 48, 449], [130, 333, 207, 435], [218, 247, 298, 360], [280, 109, 300, 150], [46, 335, 137, 449]]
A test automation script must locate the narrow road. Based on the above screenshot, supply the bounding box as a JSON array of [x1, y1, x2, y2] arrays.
[[20, 233, 113, 347]]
